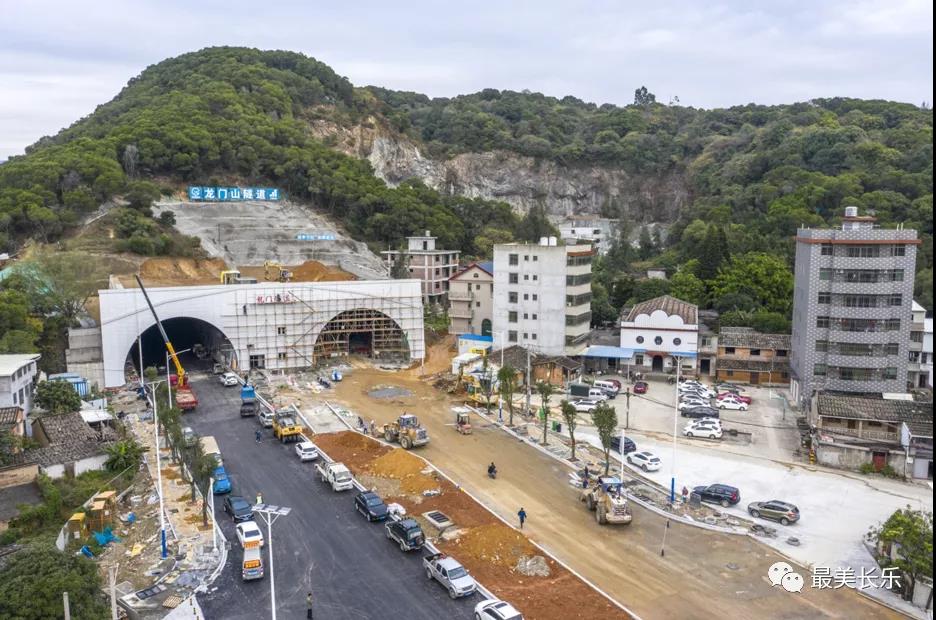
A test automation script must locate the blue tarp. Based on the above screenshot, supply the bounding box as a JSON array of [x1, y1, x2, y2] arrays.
[[583, 346, 639, 359], [458, 334, 493, 342]]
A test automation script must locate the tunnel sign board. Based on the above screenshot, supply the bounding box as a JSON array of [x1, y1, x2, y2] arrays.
[[187, 186, 282, 202], [295, 232, 336, 241]]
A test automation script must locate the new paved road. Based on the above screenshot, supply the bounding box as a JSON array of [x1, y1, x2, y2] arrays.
[[188, 376, 479, 619]]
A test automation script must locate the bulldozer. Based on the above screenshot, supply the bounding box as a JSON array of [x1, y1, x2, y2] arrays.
[[381, 414, 429, 449], [580, 476, 633, 525], [272, 408, 303, 443], [455, 411, 472, 435], [264, 261, 293, 282]]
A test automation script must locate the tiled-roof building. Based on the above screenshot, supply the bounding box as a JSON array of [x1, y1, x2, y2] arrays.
[[716, 327, 791, 386], [25, 412, 114, 479], [620, 295, 698, 376]]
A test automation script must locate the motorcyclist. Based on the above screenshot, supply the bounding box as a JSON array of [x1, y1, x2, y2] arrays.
[[487, 462, 497, 477]]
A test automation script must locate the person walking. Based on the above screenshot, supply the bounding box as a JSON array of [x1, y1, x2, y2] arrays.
[[517, 507, 527, 529], [255, 429, 262, 443], [255, 492, 263, 505], [306, 591, 313, 619]]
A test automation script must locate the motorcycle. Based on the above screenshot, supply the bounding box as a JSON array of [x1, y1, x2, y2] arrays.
[[487, 467, 498, 480]]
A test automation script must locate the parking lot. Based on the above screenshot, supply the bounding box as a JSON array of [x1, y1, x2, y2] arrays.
[[186, 376, 479, 619]]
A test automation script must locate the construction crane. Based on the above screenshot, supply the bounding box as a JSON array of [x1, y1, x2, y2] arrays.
[[134, 275, 187, 388]]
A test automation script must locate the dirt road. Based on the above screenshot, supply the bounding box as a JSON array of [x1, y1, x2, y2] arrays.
[[333, 370, 901, 620]]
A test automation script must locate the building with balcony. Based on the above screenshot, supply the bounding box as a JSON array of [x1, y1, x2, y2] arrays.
[[716, 327, 791, 386], [790, 207, 919, 407], [382, 231, 460, 306], [557, 219, 619, 256], [448, 262, 494, 337], [620, 295, 698, 376], [908, 300, 929, 389], [811, 393, 932, 479], [492, 237, 593, 357], [0, 354, 40, 436]]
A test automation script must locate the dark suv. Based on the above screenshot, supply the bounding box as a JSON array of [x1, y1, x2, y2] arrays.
[[692, 484, 740, 508], [681, 406, 719, 419], [223, 495, 254, 522], [354, 491, 389, 522], [385, 518, 425, 551], [610, 436, 637, 454]]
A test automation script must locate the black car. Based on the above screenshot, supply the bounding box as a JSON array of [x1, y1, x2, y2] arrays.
[[692, 484, 740, 508], [385, 518, 425, 551], [681, 406, 720, 419], [610, 435, 637, 454], [354, 491, 389, 521], [223, 495, 254, 522]]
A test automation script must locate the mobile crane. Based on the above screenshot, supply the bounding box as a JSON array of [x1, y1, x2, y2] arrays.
[[134, 275, 198, 411]]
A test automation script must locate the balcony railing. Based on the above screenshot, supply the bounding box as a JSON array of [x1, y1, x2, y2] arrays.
[[448, 291, 473, 302]]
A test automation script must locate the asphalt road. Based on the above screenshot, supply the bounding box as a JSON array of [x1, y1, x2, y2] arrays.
[[187, 375, 480, 619]]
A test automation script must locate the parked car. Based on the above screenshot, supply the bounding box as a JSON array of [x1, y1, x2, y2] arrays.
[[181, 426, 197, 447], [295, 441, 319, 461], [715, 383, 747, 393], [212, 466, 232, 494], [610, 435, 637, 454], [678, 399, 709, 411], [257, 410, 274, 428], [424, 553, 477, 599], [571, 399, 600, 413], [683, 421, 722, 439], [681, 386, 716, 399], [717, 398, 748, 411], [236, 521, 264, 548], [385, 518, 425, 551], [627, 451, 662, 472], [474, 599, 524, 620], [606, 379, 622, 391], [633, 381, 648, 394], [681, 406, 720, 419], [223, 495, 254, 522], [693, 484, 741, 508], [354, 491, 389, 521], [717, 392, 752, 404], [220, 372, 240, 387], [747, 500, 800, 525]]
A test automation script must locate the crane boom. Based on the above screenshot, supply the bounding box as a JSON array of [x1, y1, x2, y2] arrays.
[[134, 275, 186, 387]]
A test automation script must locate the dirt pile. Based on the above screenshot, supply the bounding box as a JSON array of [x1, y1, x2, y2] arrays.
[[121, 257, 228, 287], [446, 523, 537, 569], [367, 449, 438, 494], [237, 260, 355, 283]]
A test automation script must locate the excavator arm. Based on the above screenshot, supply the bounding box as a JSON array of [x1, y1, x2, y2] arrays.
[[134, 275, 186, 387]]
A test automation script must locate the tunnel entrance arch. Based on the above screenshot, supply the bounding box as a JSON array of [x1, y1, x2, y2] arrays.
[[313, 308, 408, 362], [126, 317, 236, 380]]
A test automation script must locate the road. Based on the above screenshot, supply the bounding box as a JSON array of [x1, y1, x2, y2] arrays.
[[186, 376, 480, 619], [333, 369, 902, 620]]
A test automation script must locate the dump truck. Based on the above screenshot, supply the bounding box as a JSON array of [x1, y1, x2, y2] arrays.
[[316, 462, 353, 492], [381, 414, 429, 450], [580, 476, 633, 525], [174, 386, 198, 412], [272, 408, 303, 443], [240, 385, 257, 417]]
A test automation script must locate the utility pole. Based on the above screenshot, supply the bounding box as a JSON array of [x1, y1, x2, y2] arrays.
[[670, 356, 681, 505], [108, 563, 119, 620], [525, 346, 532, 417], [624, 388, 631, 431], [63, 592, 70, 620]]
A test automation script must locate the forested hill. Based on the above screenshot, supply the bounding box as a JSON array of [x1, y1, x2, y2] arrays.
[[0, 46, 932, 311]]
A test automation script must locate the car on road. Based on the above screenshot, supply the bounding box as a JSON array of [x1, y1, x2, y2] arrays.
[[606, 379, 622, 391], [610, 435, 637, 454], [354, 491, 389, 521], [633, 381, 648, 394], [257, 410, 274, 427], [627, 451, 662, 472], [717, 398, 748, 411], [717, 391, 752, 404], [181, 426, 197, 447], [474, 598, 524, 620], [212, 466, 232, 494], [679, 385, 715, 399], [223, 495, 254, 522], [681, 406, 720, 419], [693, 484, 741, 508], [236, 521, 264, 548], [295, 441, 319, 461], [747, 500, 800, 525], [385, 518, 425, 551], [683, 421, 722, 439], [424, 553, 478, 599], [571, 399, 600, 413], [220, 372, 240, 387]]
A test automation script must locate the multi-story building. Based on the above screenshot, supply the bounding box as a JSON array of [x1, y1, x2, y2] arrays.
[[448, 262, 494, 336], [715, 327, 791, 386], [382, 231, 460, 306], [924, 317, 933, 389], [790, 207, 918, 407], [557, 219, 618, 256], [908, 301, 929, 389], [620, 295, 699, 375], [0, 354, 41, 424], [492, 237, 593, 356]]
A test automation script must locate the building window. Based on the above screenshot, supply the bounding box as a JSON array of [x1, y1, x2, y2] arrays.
[[820, 243, 833, 256], [816, 316, 830, 328], [532, 313, 538, 320], [910, 331, 923, 343], [813, 364, 827, 376], [818, 292, 831, 304], [636, 336, 644, 344], [724, 347, 736, 354], [883, 367, 898, 380], [508, 311, 518, 323], [885, 319, 901, 331], [635, 355, 644, 365], [277, 352, 287, 361], [249, 354, 266, 369], [472, 273, 479, 278], [889, 245, 906, 257], [654, 336, 663, 345], [888, 294, 902, 306], [532, 275, 538, 281], [524, 255, 529, 261], [524, 274, 529, 281], [508, 331, 518, 343], [532, 333, 537, 340], [475, 301, 481, 307], [846, 245, 880, 258], [509, 273, 518, 284], [815, 341, 829, 352], [673, 338, 682, 346], [726, 370, 734, 377], [523, 313, 528, 320], [750, 349, 761, 356], [776, 349, 788, 357], [532, 294, 538, 301], [819, 268, 832, 281], [523, 293, 529, 300], [277, 326, 286, 335], [476, 283, 482, 290], [509, 292, 518, 303], [509, 254, 519, 265], [533, 256, 538, 262]]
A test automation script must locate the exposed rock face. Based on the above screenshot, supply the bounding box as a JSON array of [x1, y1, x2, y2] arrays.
[[308, 119, 690, 220]]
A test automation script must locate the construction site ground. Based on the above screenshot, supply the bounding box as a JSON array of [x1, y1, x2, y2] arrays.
[[114, 257, 354, 288], [328, 368, 901, 620]]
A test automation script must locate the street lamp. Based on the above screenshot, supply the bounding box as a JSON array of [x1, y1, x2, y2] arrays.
[[252, 503, 292, 620], [670, 355, 682, 505], [166, 348, 193, 408], [141, 377, 169, 559]]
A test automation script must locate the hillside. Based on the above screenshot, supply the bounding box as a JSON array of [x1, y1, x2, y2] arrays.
[[0, 46, 932, 314]]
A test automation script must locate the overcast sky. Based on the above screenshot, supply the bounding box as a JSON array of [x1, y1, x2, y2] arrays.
[[1, 0, 932, 160]]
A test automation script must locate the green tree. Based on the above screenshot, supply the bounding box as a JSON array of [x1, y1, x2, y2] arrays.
[[0, 542, 109, 620], [591, 402, 618, 475], [497, 364, 518, 426], [711, 252, 794, 315], [103, 439, 146, 472], [637, 227, 656, 260], [390, 250, 410, 279], [535, 381, 555, 445], [0, 428, 17, 465], [559, 400, 579, 461], [629, 278, 671, 304], [17, 252, 108, 326], [634, 86, 656, 106], [124, 180, 161, 210], [34, 380, 81, 414], [517, 204, 558, 243], [870, 507, 933, 601], [668, 269, 706, 305]]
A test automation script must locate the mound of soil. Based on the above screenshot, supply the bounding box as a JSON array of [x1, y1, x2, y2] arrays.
[[445, 523, 537, 569], [122, 257, 228, 287], [367, 449, 438, 494]]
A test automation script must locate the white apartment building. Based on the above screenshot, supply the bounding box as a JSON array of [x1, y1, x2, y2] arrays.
[[382, 231, 460, 306], [909, 301, 930, 389], [557, 219, 619, 256], [620, 295, 698, 374], [923, 317, 933, 389], [492, 237, 593, 356], [448, 262, 494, 336], [0, 353, 41, 424]]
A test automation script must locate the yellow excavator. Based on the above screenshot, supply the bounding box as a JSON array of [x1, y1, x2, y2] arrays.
[[263, 261, 292, 282]]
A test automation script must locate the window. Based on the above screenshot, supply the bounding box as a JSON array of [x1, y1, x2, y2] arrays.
[[524, 274, 529, 281], [523, 333, 528, 339], [249, 354, 266, 369], [750, 349, 761, 356], [911, 331, 923, 343], [889, 245, 906, 257], [888, 294, 902, 306], [523, 293, 529, 300], [524, 255, 529, 261], [813, 364, 827, 376], [509, 292, 518, 303], [532, 256, 538, 262], [532, 275, 538, 281], [277, 352, 287, 361], [726, 370, 734, 377], [818, 292, 831, 304], [673, 338, 682, 346], [654, 336, 663, 345], [819, 268, 832, 281], [509, 273, 518, 284], [508, 311, 518, 323], [636, 336, 645, 344], [472, 272, 478, 278], [475, 301, 481, 307], [846, 245, 879, 258], [816, 316, 830, 328], [532, 314, 538, 320], [815, 341, 829, 352], [475, 283, 481, 290], [532, 333, 537, 340], [523, 313, 528, 320], [508, 331, 518, 343], [508, 254, 518, 265], [277, 326, 286, 335], [776, 349, 788, 357], [844, 295, 875, 308], [566, 311, 591, 326], [820, 243, 833, 256], [724, 347, 736, 354], [532, 294, 538, 301], [885, 319, 901, 331], [566, 274, 592, 286]]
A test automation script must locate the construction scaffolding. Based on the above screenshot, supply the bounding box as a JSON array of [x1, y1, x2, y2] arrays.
[[312, 308, 409, 361]]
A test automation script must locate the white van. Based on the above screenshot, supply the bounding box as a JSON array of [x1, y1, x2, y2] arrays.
[[242, 542, 264, 580], [593, 380, 619, 395], [199, 436, 222, 467], [588, 388, 609, 401]]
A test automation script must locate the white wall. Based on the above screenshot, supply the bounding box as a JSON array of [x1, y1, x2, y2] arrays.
[[621, 310, 698, 369]]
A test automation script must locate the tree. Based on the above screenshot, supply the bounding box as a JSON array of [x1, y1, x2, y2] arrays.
[[390, 250, 410, 279], [158, 210, 176, 227], [479, 356, 496, 415], [535, 381, 555, 445], [669, 269, 706, 306], [591, 402, 618, 475], [870, 507, 933, 601], [17, 252, 107, 326], [629, 278, 671, 304], [559, 400, 579, 461], [0, 542, 109, 620], [497, 364, 518, 426], [0, 428, 17, 465], [104, 439, 146, 472], [34, 380, 81, 414], [637, 227, 656, 260], [124, 180, 161, 210], [634, 86, 656, 106], [517, 204, 558, 243], [711, 252, 794, 315]]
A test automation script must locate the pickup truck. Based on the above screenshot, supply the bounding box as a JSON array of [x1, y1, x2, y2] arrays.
[[175, 386, 198, 411], [423, 553, 477, 599], [316, 462, 353, 492], [385, 518, 425, 551]]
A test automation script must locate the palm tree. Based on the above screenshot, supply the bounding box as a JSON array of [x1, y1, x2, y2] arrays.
[[104, 439, 146, 472], [536, 381, 555, 445], [497, 365, 517, 425]]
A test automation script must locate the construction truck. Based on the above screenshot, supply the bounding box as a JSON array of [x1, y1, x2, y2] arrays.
[[272, 408, 303, 443], [263, 261, 292, 282], [221, 270, 258, 285], [240, 385, 257, 417], [580, 476, 633, 525], [381, 414, 429, 450], [454, 411, 472, 435]]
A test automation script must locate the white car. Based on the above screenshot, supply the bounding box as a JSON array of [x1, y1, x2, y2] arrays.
[[474, 598, 524, 620], [295, 441, 319, 461], [681, 387, 715, 399], [571, 399, 600, 413], [236, 521, 264, 548], [717, 399, 748, 411], [220, 372, 239, 387], [627, 451, 662, 472], [678, 399, 708, 411], [684, 422, 723, 439]]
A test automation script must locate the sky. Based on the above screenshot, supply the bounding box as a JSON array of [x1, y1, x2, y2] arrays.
[[1, 0, 932, 160]]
